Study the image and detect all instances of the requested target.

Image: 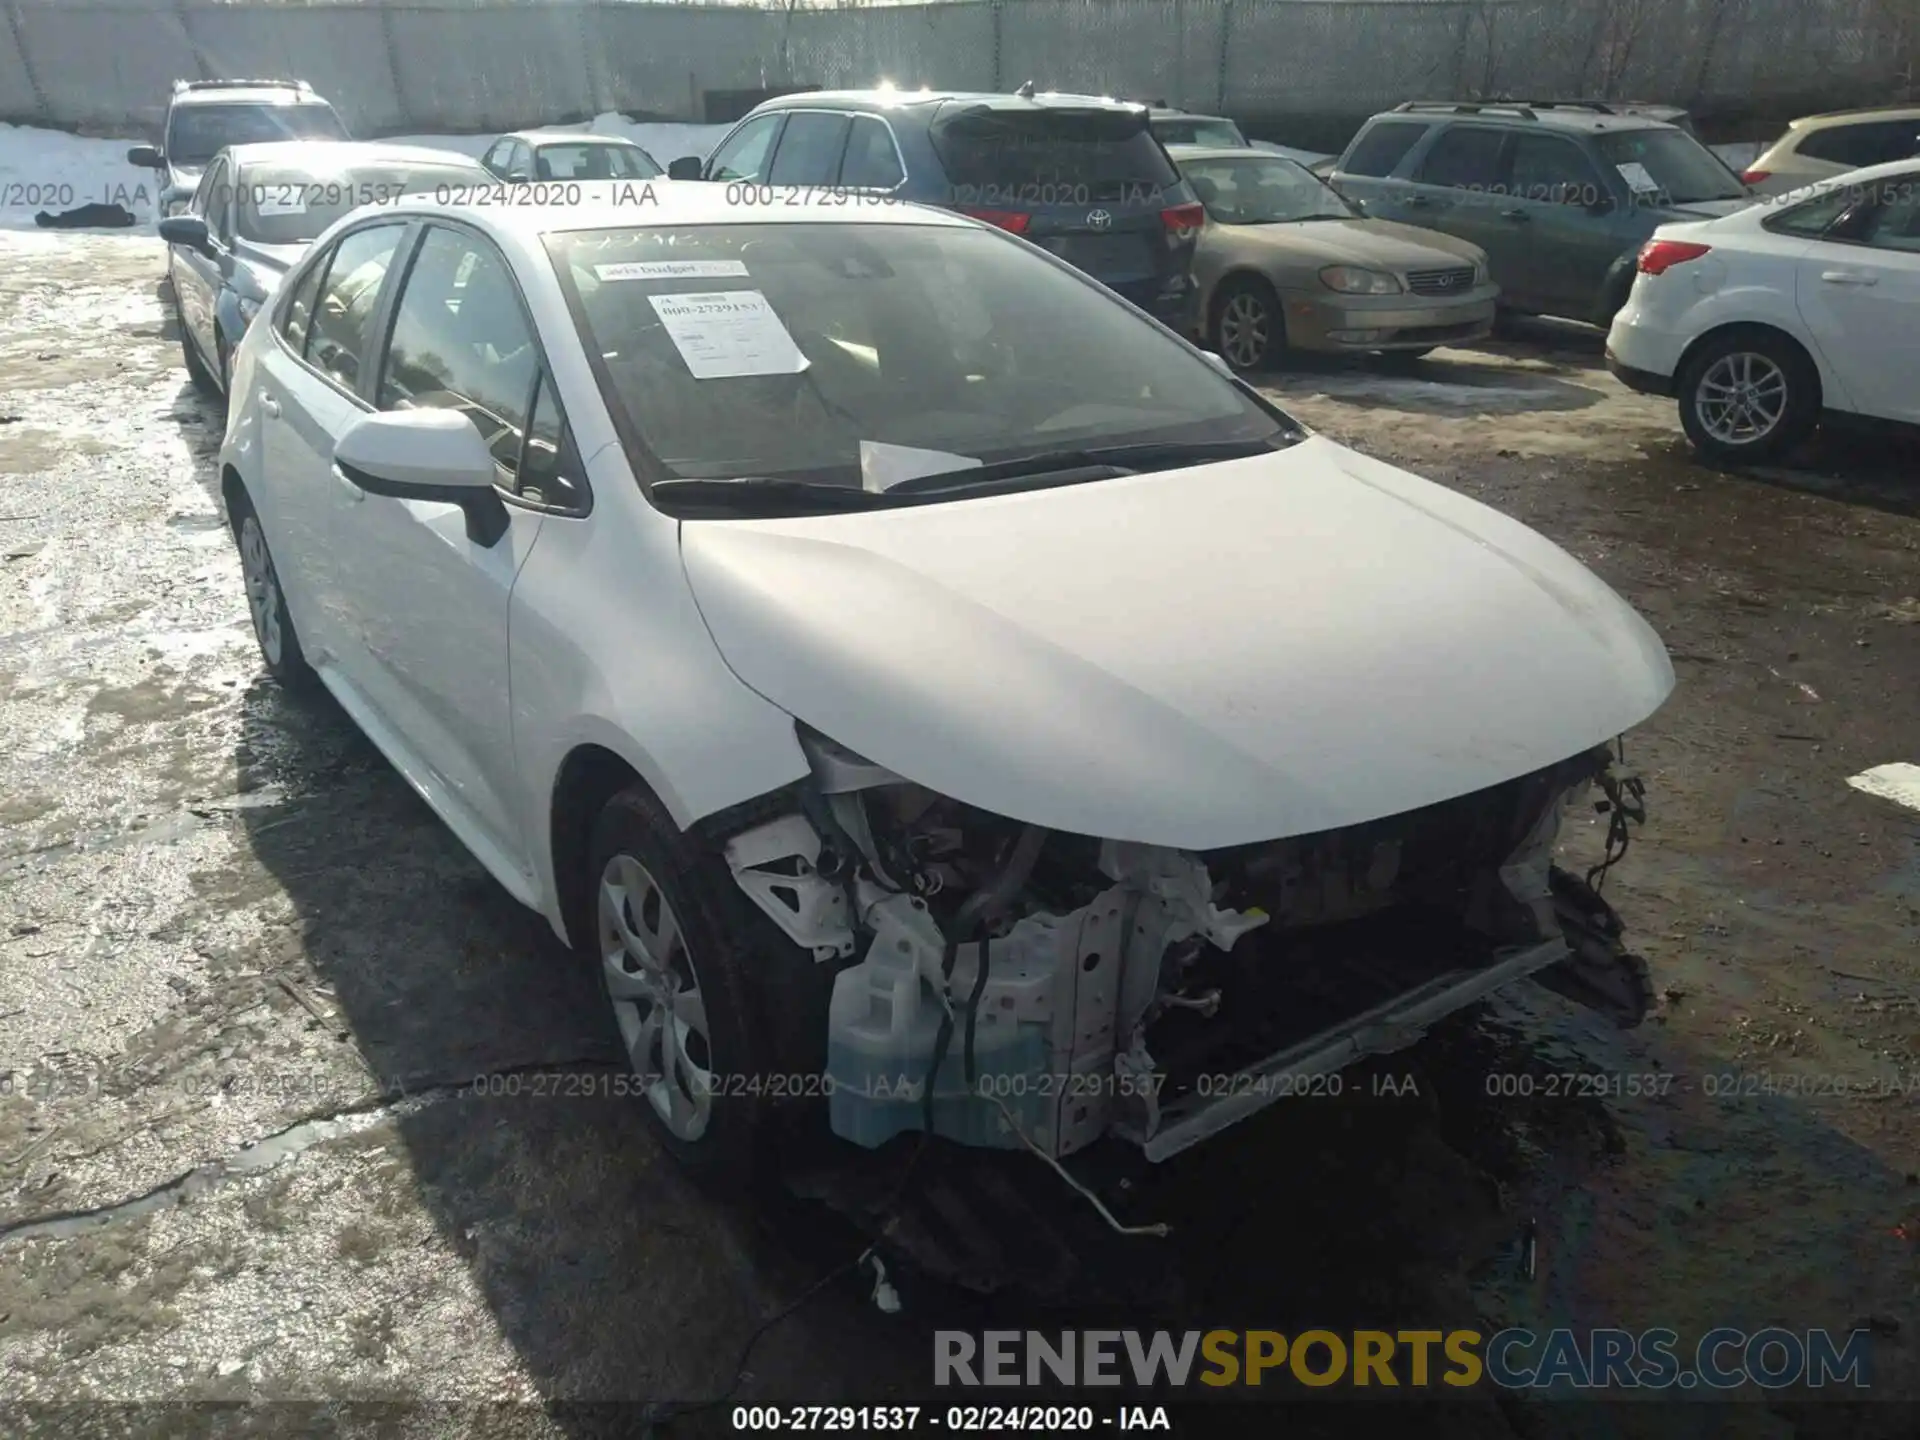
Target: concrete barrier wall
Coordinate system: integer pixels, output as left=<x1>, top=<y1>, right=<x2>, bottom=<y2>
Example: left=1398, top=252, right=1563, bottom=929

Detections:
left=0, top=0, right=1914, bottom=139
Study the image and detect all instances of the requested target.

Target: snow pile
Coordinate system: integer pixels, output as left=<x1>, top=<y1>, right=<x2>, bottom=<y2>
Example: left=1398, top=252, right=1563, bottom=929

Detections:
left=0, top=123, right=159, bottom=231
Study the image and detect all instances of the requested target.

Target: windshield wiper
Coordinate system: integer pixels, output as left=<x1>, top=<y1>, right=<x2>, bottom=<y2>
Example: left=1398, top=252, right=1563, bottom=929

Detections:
left=649, top=476, right=888, bottom=513
left=882, top=436, right=1292, bottom=496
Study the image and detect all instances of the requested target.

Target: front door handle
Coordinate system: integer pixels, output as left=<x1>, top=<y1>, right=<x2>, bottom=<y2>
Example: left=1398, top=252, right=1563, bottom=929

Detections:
left=259, top=394, right=280, bottom=419
left=1404, top=194, right=1433, bottom=208
left=1499, top=208, right=1530, bottom=222
left=1819, top=270, right=1877, bottom=286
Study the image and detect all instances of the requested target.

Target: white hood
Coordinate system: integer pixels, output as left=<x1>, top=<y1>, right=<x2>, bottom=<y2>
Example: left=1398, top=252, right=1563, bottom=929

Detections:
left=680, top=437, right=1674, bottom=850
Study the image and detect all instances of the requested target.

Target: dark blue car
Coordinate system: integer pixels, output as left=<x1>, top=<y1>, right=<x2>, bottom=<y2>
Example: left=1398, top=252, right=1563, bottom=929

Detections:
left=667, top=89, right=1205, bottom=333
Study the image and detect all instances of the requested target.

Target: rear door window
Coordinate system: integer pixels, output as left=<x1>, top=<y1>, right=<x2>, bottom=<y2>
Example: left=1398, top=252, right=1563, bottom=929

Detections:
left=768, top=112, right=852, bottom=186
left=1342, top=120, right=1429, bottom=177
left=929, top=106, right=1179, bottom=204
left=1858, top=180, right=1920, bottom=254
left=1416, top=126, right=1507, bottom=189
left=840, top=116, right=905, bottom=189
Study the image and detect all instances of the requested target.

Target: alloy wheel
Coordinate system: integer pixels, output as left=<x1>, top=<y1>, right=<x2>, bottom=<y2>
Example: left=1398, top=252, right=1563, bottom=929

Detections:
left=1219, top=291, right=1271, bottom=369
left=1694, top=351, right=1787, bottom=446
left=598, top=853, right=714, bottom=1141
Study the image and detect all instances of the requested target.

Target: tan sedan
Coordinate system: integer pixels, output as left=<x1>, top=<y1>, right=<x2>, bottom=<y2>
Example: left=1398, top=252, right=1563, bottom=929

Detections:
left=1171, top=145, right=1499, bottom=370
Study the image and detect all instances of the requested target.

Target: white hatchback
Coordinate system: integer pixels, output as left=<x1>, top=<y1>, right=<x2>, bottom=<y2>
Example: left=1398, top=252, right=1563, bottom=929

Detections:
left=1606, top=159, right=1920, bottom=461
left=219, top=183, right=1673, bottom=1182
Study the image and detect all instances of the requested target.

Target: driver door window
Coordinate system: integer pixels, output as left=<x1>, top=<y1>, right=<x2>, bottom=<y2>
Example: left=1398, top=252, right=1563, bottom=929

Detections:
left=1507, top=135, right=1602, bottom=206
left=483, top=139, right=515, bottom=177
left=706, top=115, right=783, bottom=182
left=376, top=225, right=582, bottom=506
left=304, top=223, right=406, bottom=390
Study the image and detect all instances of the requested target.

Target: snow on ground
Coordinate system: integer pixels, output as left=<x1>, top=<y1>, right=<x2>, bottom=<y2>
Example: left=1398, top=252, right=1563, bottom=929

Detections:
left=0, top=124, right=159, bottom=231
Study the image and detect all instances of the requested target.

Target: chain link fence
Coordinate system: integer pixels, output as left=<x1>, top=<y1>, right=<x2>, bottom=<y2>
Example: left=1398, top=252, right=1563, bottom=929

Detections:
left=3, top=0, right=1915, bottom=136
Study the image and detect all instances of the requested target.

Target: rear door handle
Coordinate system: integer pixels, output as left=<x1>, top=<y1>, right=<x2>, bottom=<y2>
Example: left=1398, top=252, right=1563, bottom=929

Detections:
left=1499, top=208, right=1530, bottom=222
left=1404, top=195, right=1433, bottom=207
left=259, top=394, right=280, bottom=419
left=1819, top=270, right=1877, bottom=286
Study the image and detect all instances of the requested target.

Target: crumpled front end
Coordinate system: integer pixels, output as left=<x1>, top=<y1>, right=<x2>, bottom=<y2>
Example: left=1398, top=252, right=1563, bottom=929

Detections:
left=722, top=726, right=1654, bottom=1164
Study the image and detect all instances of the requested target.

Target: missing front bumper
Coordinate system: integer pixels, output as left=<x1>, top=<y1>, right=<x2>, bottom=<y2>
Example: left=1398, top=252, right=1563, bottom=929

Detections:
left=1126, top=935, right=1571, bottom=1162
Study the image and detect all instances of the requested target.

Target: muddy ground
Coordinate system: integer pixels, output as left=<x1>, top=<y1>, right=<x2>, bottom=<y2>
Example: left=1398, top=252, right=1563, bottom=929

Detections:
left=0, top=232, right=1916, bottom=1439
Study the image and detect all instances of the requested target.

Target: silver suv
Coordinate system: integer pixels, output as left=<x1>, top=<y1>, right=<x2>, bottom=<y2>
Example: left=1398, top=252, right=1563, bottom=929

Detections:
left=128, top=79, right=350, bottom=217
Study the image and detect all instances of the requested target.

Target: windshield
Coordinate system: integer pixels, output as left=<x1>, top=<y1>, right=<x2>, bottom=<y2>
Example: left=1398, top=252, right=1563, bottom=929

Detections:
left=535, top=143, right=661, bottom=181
left=929, top=107, right=1179, bottom=204
left=1595, top=127, right=1746, bottom=205
left=167, top=102, right=348, bottom=167
left=1157, top=118, right=1248, bottom=148
left=547, top=221, right=1286, bottom=503
left=1179, top=154, right=1354, bottom=223
left=234, top=161, right=483, bottom=246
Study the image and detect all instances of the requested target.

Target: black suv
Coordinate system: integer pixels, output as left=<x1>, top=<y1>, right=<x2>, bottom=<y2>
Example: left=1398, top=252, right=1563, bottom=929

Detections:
left=666, top=89, right=1205, bottom=332
left=129, top=79, right=350, bottom=218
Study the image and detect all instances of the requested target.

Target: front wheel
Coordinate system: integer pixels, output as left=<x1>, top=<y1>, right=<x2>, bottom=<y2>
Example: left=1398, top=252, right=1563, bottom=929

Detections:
left=1677, top=331, right=1818, bottom=463
left=588, top=787, right=826, bottom=1185
left=1210, top=277, right=1284, bottom=372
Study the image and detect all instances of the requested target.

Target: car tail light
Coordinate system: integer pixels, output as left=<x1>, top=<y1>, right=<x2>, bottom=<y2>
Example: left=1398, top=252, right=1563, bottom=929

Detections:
left=1739, top=168, right=1770, bottom=185
left=1637, top=239, right=1712, bottom=275
left=1161, top=202, right=1205, bottom=242
left=960, top=207, right=1030, bottom=235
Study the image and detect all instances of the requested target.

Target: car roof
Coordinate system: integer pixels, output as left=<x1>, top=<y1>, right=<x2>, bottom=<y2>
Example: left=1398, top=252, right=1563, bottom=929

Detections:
left=224, top=140, right=482, bottom=170
left=1376, top=102, right=1679, bottom=134
left=503, top=131, right=650, bottom=148
left=751, top=88, right=1146, bottom=117
left=1792, top=103, right=1920, bottom=127
left=356, top=179, right=971, bottom=243
left=1149, top=109, right=1235, bottom=123
left=171, top=85, right=328, bottom=109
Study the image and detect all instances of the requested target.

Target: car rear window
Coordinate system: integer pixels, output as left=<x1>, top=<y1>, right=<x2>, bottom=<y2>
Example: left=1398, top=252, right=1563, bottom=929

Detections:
left=235, top=162, right=482, bottom=246
left=535, top=143, right=661, bottom=181
left=1797, top=119, right=1920, bottom=168
left=929, top=106, right=1179, bottom=204
left=1341, top=120, right=1429, bottom=177
left=167, top=102, right=348, bottom=167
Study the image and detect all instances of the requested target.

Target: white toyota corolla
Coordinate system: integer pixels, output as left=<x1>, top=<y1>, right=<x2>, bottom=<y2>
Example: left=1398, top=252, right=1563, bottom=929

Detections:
left=219, top=183, right=1674, bottom=1184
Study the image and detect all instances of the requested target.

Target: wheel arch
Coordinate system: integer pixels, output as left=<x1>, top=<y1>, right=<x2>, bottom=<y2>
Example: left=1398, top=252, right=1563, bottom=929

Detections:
left=543, top=732, right=804, bottom=951
left=1674, top=321, right=1824, bottom=412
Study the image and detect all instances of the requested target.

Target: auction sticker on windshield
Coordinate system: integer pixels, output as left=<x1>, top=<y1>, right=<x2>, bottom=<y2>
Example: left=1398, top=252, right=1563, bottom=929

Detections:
left=649, top=290, right=808, bottom=379
left=598, top=260, right=750, bottom=281
left=1616, top=162, right=1661, bottom=194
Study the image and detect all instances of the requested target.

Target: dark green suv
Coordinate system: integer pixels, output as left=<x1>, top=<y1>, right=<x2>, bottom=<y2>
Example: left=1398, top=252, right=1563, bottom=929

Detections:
left=1326, top=101, right=1752, bottom=326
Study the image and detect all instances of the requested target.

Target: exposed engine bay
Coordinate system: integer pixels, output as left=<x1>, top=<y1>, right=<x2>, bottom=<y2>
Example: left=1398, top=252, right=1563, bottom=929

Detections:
left=723, top=725, right=1653, bottom=1164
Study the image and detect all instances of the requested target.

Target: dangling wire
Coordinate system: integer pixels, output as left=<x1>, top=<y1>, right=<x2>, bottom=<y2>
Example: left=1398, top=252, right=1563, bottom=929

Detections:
left=1586, top=735, right=1647, bottom=893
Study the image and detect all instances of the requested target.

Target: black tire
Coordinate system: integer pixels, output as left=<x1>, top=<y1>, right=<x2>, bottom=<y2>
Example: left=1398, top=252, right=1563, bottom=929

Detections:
left=1209, top=275, right=1284, bottom=372
left=177, top=298, right=218, bottom=398
left=216, top=332, right=233, bottom=401
left=227, top=488, right=318, bottom=694
left=1676, top=329, right=1819, bottom=464
left=587, top=786, right=828, bottom=1187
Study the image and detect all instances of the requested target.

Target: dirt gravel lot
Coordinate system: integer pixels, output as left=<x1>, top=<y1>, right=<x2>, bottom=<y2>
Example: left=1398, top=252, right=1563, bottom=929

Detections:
left=0, top=231, right=1917, bottom=1439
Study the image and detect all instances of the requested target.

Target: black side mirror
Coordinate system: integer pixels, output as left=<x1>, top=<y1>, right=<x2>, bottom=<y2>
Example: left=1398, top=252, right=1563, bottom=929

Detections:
left=158, top=214, right=213, bottom=257
left=127, top=145, right=164, bottom=169
left=667, top=156, right=705, bottom=181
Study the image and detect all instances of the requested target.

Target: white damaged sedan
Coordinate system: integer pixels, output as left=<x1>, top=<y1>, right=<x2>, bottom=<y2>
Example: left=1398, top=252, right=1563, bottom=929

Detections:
left=219, top=183, right=1674, bottom=1182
